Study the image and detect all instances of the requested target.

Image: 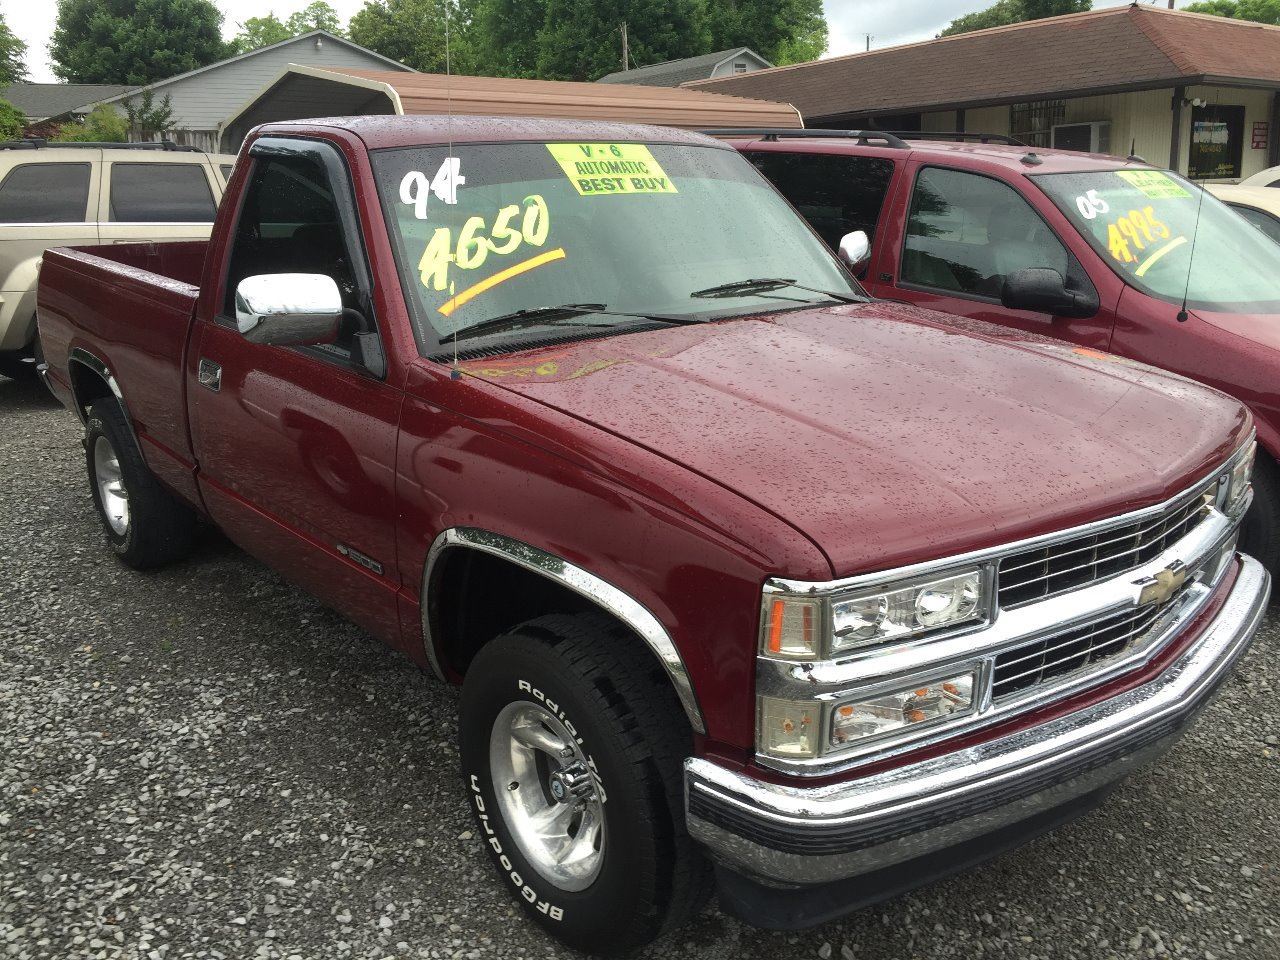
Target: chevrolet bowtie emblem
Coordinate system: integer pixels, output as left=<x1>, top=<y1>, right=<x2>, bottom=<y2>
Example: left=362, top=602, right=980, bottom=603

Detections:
left=1136, top=562, right=1188, bottom=607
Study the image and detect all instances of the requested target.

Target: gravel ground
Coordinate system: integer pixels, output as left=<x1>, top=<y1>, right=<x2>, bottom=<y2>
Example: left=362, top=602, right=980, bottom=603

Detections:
left=1, top=371, right=1277, bottom=960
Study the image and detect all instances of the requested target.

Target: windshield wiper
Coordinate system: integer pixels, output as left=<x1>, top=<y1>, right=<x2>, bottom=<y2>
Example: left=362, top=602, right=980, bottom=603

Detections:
left=453, top=303, right=699, bottom=344
left=689, top=277, right=863, bottom=304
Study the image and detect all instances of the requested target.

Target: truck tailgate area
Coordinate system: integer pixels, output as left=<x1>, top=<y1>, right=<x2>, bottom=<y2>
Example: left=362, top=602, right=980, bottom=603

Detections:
left=37, top=242, right=207, bottom=508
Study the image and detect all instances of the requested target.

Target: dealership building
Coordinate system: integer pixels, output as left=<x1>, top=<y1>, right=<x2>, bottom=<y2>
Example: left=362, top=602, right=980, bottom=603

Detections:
left=692, top=3, right=1280, bottom=182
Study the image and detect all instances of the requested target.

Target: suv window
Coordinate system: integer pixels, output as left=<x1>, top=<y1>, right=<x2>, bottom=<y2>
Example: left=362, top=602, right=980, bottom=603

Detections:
left=748, top=151, right=895, bottom=249
left=902, top=166, right=1069, bottom=299
left=109, top=163, right=216, bottom=222
left=0, top=163, right=91, bottom=223
left=223, top=152, right=364, bottom=358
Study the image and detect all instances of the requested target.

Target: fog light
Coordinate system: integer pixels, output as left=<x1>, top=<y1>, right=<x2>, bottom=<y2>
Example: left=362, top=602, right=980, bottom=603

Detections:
left=830, top=671, right=977, bottom=748
left=759, top=696, right=820, bottom=758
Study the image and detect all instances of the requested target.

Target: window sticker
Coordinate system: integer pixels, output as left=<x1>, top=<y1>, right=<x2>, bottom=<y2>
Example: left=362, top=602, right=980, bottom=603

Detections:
left=545, top=143, right=677, bottom=196
left=399, top=157, right=466, bottom=219
left=1103, top=205, right=1187, bottom=275
left=1074, top=189, right=1110, bottom=220
left=413, top=194, right=565, bottom=315
left=1115, top=170, right=1191, bottom=200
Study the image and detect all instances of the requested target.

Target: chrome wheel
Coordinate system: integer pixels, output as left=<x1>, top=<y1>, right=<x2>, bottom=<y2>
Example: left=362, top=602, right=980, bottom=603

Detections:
left=489, top=701, right=605, bottom=891
left=93, top=435, right=129, bottom=536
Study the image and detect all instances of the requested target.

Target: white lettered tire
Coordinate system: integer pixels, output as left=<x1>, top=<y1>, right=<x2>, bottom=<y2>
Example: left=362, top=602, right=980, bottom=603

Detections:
left=459, top=613, right=710, bottom=954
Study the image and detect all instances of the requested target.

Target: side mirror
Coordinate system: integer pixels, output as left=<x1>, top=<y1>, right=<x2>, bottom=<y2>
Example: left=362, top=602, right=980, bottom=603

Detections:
left=837, top=230, right=871, bottom=271
left=234, top=273, right=343, bottom=346
left=1001, top=267, right=1098, bottom=319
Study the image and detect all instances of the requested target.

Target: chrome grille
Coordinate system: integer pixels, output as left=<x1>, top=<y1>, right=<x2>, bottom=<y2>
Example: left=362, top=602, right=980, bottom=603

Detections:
left=998, top=491, right=1211, bottom=610
left=991, top=592, right=1181, bottom=702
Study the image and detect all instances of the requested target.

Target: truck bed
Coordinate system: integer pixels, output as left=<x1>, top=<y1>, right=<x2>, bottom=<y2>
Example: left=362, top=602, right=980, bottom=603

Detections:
left=38, top=241, right=210, bottom=508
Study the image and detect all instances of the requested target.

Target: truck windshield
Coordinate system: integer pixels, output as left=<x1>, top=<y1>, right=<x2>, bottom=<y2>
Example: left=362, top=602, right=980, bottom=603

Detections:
left=1034, top=168, right=1280, bottom=313
left=370, top=141, right=862, bottom=351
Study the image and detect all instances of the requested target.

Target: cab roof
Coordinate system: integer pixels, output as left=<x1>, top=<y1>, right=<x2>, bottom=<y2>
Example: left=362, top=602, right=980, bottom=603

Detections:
left=256, top=115, right=731, bottom=152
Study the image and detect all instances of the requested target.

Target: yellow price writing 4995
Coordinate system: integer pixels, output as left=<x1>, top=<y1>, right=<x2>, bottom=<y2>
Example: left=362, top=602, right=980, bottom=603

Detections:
left=419, top=194, right=550, bottom=291
left=1107, top=205, right=1171, bottom=264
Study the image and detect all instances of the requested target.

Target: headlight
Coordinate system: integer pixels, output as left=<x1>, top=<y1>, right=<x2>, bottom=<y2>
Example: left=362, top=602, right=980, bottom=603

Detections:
left=830, top=670, right=977, bottom=749
left=761, top=567, right=989, bottom=660
left=1224, top=441, right=1255, bottom=515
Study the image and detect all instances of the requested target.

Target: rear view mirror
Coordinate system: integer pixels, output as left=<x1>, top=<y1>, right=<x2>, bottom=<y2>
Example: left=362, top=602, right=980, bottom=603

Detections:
left=837, top=230, right=871, bottom=271
left=1001, top=267, right=1098, bottom=319
left=235, top=273, right=343, bottom=346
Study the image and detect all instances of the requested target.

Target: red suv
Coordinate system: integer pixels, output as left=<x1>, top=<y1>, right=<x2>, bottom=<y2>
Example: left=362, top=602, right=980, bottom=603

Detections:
left=724, top=129, right=1280, bottom=572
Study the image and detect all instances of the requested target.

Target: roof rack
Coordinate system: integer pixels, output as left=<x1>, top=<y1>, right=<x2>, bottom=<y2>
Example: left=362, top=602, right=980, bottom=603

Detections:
left=897, top=131, right=1025, bottom=145
left=887, top=131, right=1026, bottom=146
left=699, top=128, right=910, bottom=149
left=0, top=138, right=201, bottom=152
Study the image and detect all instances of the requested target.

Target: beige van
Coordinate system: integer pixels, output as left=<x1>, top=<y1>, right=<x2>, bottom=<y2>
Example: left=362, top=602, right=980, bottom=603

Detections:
left=0, top=140, right=236, bottom=379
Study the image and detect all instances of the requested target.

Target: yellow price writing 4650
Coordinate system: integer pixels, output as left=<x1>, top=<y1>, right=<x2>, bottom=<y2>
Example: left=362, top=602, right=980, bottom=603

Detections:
left=419, top=194, right=550, bottom=291
left=1107, top=205, right=1171, bottom=264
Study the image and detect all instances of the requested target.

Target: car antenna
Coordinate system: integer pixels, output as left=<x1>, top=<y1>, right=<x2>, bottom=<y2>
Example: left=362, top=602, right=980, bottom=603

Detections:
left=1176, top=174, right=1208, bottom=323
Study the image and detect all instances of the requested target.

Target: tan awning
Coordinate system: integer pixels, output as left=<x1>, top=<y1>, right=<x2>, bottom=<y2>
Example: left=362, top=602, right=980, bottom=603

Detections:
left=220, top=64, right=802, bottom=152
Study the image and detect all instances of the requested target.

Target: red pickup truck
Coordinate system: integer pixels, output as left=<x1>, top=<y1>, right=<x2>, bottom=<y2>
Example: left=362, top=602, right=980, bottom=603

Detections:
left=725, top=129, right=1280, bottom=574
left=36, top=117, right=1269, bottom=952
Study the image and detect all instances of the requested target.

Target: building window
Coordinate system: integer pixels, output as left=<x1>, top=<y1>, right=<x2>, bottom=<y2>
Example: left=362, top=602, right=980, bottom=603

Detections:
left=733, top=61, right=748, bottom=74
left=1189, top=104, right=1245, bottom=180
left=1010, top=99, right=1066, bottom=148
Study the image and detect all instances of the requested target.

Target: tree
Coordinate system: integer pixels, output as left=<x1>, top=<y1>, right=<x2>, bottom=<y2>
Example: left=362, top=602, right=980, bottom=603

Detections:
left=0, top=99, right=24, bottom=140
left=1182, top=0, right=1280, bottom=24
left=53, top=104, right=129, bottom=142
left=124, top=89, right=177, bottom=139
left=470, top=0, right=546, bottom=77
left=233, top=2, right=345, bottom=53
left=348, top=0, right=476, bottom=73
left=232, top=15, right=293, bottom=52
left=704, top=0, right=828, bottom=66
left=0, top=13, right=27, bottom=84
left=941, top=0, right=1090, bottom=37
left=51, top=0, right=230, bottom=85
left=535, top=0, right=709, bottom=81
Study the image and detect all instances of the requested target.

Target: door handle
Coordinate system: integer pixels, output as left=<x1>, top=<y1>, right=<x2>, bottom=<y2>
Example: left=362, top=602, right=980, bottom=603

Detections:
left=197, top=359, right=221, bottom=392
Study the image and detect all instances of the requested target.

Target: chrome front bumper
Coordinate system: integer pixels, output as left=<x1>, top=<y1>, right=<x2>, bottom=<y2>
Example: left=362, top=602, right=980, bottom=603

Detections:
left=685, top=554, right=1269, bottom=889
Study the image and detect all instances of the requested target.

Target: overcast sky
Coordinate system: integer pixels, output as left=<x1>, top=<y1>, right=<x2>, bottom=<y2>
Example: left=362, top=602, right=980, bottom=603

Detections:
left=2, top=0, right=1184, bottom=83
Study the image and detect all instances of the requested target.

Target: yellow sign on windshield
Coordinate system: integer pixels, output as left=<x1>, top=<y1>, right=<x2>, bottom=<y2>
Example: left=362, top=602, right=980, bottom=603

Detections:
left=1116, top=170, right=1191, bottom=200
left=546, top=143, right=678, bottom=197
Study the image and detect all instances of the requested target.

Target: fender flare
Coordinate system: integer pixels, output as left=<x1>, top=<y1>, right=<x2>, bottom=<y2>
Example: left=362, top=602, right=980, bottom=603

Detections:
left=67, top=347, right=142, bottom=450
left=422, top=527, right=707, bottom=735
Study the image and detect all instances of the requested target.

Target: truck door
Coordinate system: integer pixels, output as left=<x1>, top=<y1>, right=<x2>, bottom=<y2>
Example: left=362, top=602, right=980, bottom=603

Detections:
left=189, top=138, right=403, bottom=644
left=883, top=164, right=1116, bottom=349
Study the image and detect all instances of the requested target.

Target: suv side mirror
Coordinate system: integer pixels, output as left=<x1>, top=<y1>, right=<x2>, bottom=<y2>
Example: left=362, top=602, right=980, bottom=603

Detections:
left=235, top=274, right=343, bottom=346
left=837, top=230, right=871, bottom=271
left=1001, top=267, right=1098, bottom=319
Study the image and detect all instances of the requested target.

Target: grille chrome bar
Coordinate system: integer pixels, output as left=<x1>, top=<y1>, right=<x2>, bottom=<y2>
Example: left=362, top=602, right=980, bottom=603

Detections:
left=993, top=605, right=1160, bottom=677
left=992, top=602, right=1168, bottom=698
left=998, top=489, right=1211, bottom=610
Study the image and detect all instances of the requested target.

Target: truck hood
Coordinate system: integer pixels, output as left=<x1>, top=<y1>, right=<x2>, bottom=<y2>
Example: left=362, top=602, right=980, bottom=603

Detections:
left=458, top=303, right=1249, bottom=577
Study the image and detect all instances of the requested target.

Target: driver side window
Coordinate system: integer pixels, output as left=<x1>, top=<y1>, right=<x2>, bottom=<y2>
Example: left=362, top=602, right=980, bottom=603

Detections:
left=223, top=153, right=364, bottom=357
left=902, top=166, right=1069, bottom=300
